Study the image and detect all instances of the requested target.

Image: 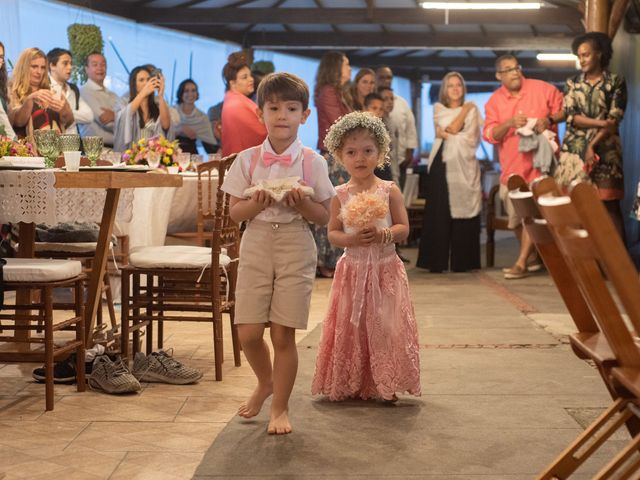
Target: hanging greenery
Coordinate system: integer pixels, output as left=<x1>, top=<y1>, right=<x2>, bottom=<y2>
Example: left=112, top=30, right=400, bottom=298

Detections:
left=67, top=24, right=104, bottom=84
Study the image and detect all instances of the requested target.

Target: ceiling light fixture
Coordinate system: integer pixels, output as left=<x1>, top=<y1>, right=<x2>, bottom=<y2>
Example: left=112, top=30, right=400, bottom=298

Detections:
left=421, top=2, right=542, bottom=10
left=536, top=53, right=578, bottom=61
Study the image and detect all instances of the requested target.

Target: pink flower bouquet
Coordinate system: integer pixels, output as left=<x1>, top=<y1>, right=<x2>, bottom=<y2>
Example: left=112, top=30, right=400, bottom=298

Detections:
left=340, top=191, right=388, bottom=229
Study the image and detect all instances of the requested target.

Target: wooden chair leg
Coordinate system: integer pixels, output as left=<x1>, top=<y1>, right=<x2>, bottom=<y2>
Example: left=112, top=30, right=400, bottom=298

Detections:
left=593, top=432, right=640, bottom=479
left=157, top=276, right=164, bottom=351
left=145, top=274, right=153, bottom=355
left=132, top=274, right=141, bottom=356
left=230, top=309, right=241, bottom=367
left=103, top=272, right=117, bottom=332
left=75, top=277, right=86, bottom=392
left=44, top=286, right=54, bottom=411
left=213, top=313, right=223, bottom=381
left=121, top=270, right=130, bottom=361
left=536, top=398, right=634, bottom=480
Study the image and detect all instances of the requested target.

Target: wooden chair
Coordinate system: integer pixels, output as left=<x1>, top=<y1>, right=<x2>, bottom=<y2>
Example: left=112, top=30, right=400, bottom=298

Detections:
left=485, top=183, right=511, bottom=267
left=534, top=183, right=640, bottom=479
left=170, top=160, right=222, bottom=247
left=120, top=155, right=241, bottom=380
left=34, top=234, right=130, bottom=348
left=0, top=259, right=86, bottom=410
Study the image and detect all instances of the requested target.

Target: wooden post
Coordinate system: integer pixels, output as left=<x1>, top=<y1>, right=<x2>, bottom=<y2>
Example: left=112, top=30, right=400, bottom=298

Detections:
left=609, top=0, right=631, bottom=38
left=586, top=0, right=610, bottom=32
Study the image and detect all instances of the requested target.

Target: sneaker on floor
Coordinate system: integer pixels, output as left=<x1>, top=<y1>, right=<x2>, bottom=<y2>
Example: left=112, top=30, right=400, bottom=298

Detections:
left=32, top=354, right=78, bottom=384
left=88, top=355, right=141, bottom=394
left=503, top=265, right=529, bottom=280
left=132, top=350, right=203, bottom=385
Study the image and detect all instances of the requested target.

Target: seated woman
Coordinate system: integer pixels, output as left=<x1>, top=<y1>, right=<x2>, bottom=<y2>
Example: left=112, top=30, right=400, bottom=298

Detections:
left=174, top=79, right=216, bottom=154
left=113, top=65, right=172, bottom=152
left=8, top=47, right=72, bottom=139
left=220, top=52, right=267, bottom=157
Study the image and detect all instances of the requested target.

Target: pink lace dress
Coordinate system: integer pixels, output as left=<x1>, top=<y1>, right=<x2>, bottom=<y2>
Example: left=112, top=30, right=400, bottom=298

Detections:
left=311, top=181, right=422, bottom=401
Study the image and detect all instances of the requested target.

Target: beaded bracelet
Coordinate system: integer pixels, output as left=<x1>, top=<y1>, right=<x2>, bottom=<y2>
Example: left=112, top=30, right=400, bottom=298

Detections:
left=381, top=227, right=394, bottom=244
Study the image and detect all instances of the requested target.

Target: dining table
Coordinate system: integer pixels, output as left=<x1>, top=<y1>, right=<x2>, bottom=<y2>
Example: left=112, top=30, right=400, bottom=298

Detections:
left=0, top=167, right=183, bottom=359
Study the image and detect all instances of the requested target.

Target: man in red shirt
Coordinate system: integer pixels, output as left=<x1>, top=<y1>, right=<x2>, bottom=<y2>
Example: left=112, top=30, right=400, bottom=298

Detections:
left=484, top=55, right=563, bottom=279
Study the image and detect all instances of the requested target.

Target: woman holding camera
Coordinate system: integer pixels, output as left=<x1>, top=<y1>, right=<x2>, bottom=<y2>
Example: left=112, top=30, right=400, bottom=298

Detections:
left=113, top=65, right=172, bottom=152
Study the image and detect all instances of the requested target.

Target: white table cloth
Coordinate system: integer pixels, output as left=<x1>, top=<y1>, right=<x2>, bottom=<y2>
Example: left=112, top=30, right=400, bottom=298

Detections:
left=0, top=169, right=134, bottom=225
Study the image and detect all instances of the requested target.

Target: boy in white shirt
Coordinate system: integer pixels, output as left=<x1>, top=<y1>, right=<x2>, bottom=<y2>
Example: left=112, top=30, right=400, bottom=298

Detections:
left=222, top=72, right=334, bottom=435
left=47, top=48, right=94, bottom=135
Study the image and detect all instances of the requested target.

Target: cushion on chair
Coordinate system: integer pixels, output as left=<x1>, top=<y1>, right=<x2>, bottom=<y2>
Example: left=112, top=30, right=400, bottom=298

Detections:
left=35, top=242, right=116, bottom=254
left=129, top=246, right=231, bottom=269
left=3, top=258, right=83, bottom=282
left=35, top=242, right=98, bottom=253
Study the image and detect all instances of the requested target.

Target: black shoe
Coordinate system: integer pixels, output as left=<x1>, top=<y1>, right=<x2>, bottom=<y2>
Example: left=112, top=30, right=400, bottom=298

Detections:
left=32, top=354, right=93, bottom=384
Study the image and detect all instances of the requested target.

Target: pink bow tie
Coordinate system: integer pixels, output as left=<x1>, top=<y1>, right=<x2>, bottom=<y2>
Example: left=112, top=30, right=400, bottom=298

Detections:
left=263, top=151, right=293, bottom=168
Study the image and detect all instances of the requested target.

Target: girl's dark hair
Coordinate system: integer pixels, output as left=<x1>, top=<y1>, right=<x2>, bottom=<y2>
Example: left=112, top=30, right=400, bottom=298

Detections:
left=128, top=65, right=159, bottom=129
left=222, top=52, right=249, bottom=91
left=0, top=41, right=8, bottom=109
left=176, top=78, right=198, bottom=104
left=572, top=32, right=613, bottom=70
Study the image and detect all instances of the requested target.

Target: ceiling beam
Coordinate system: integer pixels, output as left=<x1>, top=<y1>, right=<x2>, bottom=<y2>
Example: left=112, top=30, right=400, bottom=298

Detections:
left=135, top=7, right=582, bottom=28
left=240, top=32, right=574, bottom=50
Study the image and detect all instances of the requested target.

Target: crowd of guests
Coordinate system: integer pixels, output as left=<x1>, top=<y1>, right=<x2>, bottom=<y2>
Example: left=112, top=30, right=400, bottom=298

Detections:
left=416, top=31, right=627, bottom=280
left=0, top=32, right=628, bottom=281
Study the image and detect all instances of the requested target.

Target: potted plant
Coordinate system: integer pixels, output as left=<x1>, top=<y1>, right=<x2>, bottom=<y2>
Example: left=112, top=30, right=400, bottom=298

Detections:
left=67, top=23, right=104, bottom=84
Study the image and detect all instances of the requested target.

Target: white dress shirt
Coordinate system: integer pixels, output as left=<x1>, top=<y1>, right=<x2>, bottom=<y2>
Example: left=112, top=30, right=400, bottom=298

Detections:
left=50, top=76, right=94, bottom=135
left=222, top=137, right=335, bottom=223
left=389, top=94, right=418, bottom=154
left=79, top=78, right=123, bottom=146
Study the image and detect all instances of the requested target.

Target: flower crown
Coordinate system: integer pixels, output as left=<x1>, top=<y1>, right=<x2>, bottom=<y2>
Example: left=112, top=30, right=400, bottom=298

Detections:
left=323, top=111, right=391, bottom=166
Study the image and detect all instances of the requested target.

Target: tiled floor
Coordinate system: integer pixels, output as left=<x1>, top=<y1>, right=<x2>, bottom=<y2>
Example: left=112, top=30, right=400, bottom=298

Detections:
left=0, top=271, right=333, bottom=480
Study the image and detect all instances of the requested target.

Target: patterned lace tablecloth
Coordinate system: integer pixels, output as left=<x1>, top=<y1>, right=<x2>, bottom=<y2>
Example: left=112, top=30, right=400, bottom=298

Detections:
left=0, top=169, right=134, bottom=225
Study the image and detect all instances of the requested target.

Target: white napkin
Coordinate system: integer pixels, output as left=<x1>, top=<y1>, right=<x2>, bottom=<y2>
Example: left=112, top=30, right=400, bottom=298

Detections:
left=0, top=156, right=45, bottom=168
left=243, top=176, right=314, bottom=202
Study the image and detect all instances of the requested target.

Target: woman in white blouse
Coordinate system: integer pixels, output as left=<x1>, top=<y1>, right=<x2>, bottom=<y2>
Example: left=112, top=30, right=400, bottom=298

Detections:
left=113, top=65, right=172, bottom=152
left=174, top=79, right=216, bottom=154
left=417, top=72, right=482, bottom=273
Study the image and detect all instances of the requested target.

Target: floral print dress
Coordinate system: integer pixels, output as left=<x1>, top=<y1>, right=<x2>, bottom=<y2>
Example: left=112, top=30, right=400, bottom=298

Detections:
left=554, top=71, right=627, bottom=200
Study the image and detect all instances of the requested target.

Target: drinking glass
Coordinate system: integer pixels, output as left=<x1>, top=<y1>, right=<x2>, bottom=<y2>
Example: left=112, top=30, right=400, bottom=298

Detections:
left=34, top=129, right=60, bottom=168
left=147, top=151, right=161, bottom=169
left=59, top=134, right=81, bottom=152
left=83, top=136, right=104, bottom=166
left=176, top=152, right=191, bottom=171
left=190, top=154, right=202, bottom=171
left=63, top=151, right=81, bottom=172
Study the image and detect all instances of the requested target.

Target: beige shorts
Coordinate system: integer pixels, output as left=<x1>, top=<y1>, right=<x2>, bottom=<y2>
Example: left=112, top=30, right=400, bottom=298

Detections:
left=235, top=219, right=317, bottom=329
left=499, top=184, right=522, bottom=229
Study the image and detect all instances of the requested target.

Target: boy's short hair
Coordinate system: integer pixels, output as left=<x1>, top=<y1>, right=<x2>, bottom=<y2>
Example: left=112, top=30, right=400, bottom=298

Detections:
left=256, top=72, right=309, bottom=110
left=47, top=47, right=72, bottom=67
left=377, top=86, right=393, bottom=95
left=364, top=92, right=383, bottom=108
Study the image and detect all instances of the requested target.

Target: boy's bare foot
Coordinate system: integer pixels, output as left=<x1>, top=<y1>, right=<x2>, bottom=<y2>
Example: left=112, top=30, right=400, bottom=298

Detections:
left=267, top=409, right=292, bottom=435
left=238, top=383, right=273, bottom=418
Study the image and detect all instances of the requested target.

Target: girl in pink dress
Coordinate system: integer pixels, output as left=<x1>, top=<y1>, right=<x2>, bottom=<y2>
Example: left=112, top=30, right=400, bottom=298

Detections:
left=311, top=111, right=421, bottom=402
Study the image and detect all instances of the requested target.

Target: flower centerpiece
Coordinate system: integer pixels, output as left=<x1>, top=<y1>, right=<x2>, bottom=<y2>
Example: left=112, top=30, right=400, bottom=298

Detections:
left=122, top=135, right=181, bottom=168
left=340, top=191, right=388, bottom=229
left=0, top=135, right=36, bottom=158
